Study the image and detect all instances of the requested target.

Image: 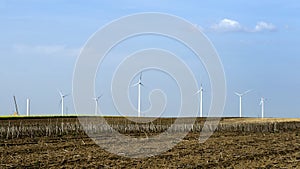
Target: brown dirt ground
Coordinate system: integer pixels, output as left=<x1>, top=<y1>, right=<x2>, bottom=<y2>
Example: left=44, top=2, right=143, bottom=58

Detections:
left=1, top=129, right=300, bottom=168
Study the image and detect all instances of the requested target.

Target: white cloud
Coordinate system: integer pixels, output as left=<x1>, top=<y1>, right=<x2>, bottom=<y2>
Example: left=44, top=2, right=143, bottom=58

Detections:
left=211, top=18, right=243, bottom=32
left=12, top=44, right=80, bottom=57
left=210, top=18, right=277, bottom=33
left=254, top=22, right=276, bottom=32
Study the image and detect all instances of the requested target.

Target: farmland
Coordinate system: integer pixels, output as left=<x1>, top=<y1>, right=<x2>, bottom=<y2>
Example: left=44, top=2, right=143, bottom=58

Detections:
left=0, top=117, right=300, bottom=168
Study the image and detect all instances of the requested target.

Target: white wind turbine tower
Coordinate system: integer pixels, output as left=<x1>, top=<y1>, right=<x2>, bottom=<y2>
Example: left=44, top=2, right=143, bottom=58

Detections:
left=235, top=90, right=252, bottom=118
left=132, top=72, right=144, bottom=117
left=260, top=97, right=265, bottom=118
left=93, top=94, right=103, bottom=116
left=195, top=84, right=204, bottom=117
left=59, top=91, right=69, bottom=116
left=26, top=98, right=30, bottom=116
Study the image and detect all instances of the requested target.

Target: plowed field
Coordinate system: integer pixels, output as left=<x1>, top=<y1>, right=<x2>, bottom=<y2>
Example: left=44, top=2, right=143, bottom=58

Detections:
left=0, top=117, right=299, bottom=168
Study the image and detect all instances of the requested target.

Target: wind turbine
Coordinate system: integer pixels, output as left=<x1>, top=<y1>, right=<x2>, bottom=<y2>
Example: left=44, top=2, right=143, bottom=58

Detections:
left=132, top=72, right=144, bottom=117
left=26, top=98, right=30, bottom=116
left=260, top=97, right=265, bottom=118
left=235, top=90, right=252, bottom=118
left=195, top=84, right=204, bottom=117
left=59, top=91, right=69, bottom=116
left=93, top=94, right=103, bottom=115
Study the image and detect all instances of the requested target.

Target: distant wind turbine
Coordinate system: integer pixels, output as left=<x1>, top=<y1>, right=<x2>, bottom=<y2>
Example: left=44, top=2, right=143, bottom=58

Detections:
left=26, top=98, right=30, bottom=116
left=93, top=94, right=103, bottom=115
left=260, top=97, right=265, bottom=118
left=195, top=84, right=204, bottom=117
left=235, top=90, right=252, bottom=118
left=59, top=91, right=69, bottom=116
left=132, top=72, right=144, bottom=117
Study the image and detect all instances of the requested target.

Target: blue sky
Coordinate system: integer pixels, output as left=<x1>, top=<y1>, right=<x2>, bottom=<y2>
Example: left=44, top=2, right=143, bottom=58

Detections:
left=0, top=0, right=299, bottom=117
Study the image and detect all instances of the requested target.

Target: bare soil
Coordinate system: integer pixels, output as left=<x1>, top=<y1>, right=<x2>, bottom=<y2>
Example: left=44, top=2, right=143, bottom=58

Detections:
left=0, top=118, right=300, bottom=168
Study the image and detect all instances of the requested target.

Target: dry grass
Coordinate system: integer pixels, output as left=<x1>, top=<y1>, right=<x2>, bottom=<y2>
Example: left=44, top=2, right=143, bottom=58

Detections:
left=0, top=117, right=300, bottom=139
left=222, top=118, right=300, bottom=124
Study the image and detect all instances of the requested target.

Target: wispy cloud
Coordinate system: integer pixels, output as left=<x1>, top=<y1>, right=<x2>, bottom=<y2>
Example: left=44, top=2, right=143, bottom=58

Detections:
left=12, top=44, right=80, bottom=57
left=210, top=18, right=277, bottom=33
left=253, top=21, right=276, bottom=32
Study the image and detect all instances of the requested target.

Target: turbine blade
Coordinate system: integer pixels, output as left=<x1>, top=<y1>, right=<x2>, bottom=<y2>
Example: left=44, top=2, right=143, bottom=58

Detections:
left=235, top=92, right=242, bottom=96
left=140, top=72, right=143, bottom=81
left=259, top=97, right=265, bottom=105
left=200, top=84, right=204, bottom=90
left=243, top=89, right=252, bottom=95
left=97, top=94, right=103, bottom=100
left=194, top=90, right=201, bottom=95
left=94, top=94, right=103, bottom=102
left=58, top=90, right=63, bottom=97
left=131, top=82, right=139, bottom=87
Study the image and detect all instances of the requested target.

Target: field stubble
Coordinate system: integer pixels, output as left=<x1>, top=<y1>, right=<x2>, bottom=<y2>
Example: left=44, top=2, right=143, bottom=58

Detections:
left=0, top=117, right=300, bottom=168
